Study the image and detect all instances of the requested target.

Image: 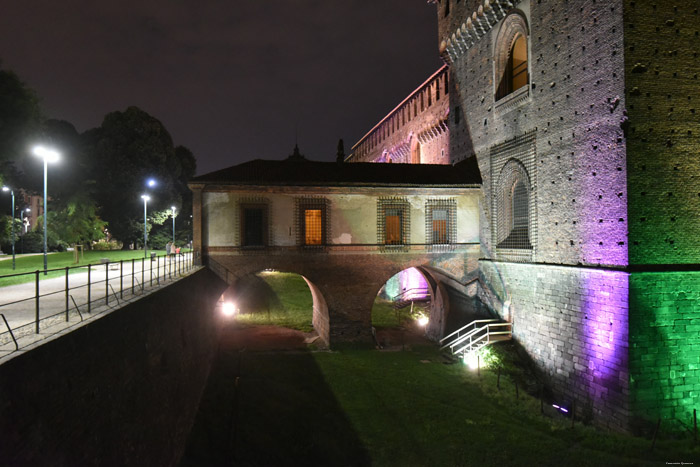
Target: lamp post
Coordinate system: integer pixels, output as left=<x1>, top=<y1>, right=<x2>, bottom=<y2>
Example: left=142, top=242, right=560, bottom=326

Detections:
left=171, top=206, right=176, bottom=246
left=141, top=194, right=150, bottom=258
left=33, top=145, right=60, bottom=275
left=1, top=186, right=15, bottom=269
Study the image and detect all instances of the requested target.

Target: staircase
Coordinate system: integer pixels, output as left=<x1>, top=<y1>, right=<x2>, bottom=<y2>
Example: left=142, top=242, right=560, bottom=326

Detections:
left=392, top=287, right=430, bottom=310
left=439, top=319, right=512, bottom=362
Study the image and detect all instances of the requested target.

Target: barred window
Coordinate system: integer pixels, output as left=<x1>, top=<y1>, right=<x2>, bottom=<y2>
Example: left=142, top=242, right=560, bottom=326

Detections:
left=296, top=198, right=329, bottom=247
left=240, top=204, right=268, bottom=247
left=426, top=199, right=456, bottom=248
left=304, top=209, right=323, bottom=245
left=378, top=199, right=410, bottom=248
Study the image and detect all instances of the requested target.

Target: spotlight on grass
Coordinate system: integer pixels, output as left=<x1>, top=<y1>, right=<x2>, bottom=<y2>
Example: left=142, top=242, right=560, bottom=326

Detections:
left=222, top=302, right=237, bottom=317
left=417, top=315, right=429, bottom=327
left=463, top=352, right=479, bottom=370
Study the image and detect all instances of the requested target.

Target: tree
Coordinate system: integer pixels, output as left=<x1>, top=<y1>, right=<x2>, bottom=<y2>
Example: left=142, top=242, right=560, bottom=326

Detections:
left=84, top=107, right=192, bottom=247
left=0, top=64, right=42, bottom=186
left=48, top=191, right=107, bottom=248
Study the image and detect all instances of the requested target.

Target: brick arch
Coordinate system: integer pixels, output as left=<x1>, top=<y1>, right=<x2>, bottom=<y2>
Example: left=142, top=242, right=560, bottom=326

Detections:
left=218, top=264, right=331, bottom=346
left=207, top=253, right=463, bottom=346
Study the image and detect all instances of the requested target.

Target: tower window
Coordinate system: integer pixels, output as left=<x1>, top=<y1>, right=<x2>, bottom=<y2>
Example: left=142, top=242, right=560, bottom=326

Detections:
left=495, top=14, right=529, bottom=101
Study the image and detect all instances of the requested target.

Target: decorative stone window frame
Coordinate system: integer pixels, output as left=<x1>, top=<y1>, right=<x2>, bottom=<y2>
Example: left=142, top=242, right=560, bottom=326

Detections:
left=377, top=197, right=410, bottom=251
left=294, top=197, right=330, bottom=250
left=490, top=131, right=537, bottom=262
left=425, top=199, right=457, bottom=252
left=238, top=198, right=270, bottom=250
left=494, top=11, right=530, bottom=109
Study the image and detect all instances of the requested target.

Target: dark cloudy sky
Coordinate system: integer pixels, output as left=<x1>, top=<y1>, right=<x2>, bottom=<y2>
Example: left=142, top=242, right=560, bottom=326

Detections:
left=0, top=1, right=442, bottom=175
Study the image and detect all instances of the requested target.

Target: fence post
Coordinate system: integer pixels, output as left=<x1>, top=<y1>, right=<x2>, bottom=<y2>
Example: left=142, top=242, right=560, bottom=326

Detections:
left=141, top=257, right=145, bottom=291
left=149, top=255, right=153, bottom=287
left=65, top=266, right=70, bottom=322
left=105, top=260, right=109, bottom=306
left=131, top=258, right=135, bottom=295
left=87, top=264, right=92, bottom=314
left=120, top=260, right=124, bottom=299
left=156, top=255, right=160, bottom=285
left=35, top=270, right=40, bottom=334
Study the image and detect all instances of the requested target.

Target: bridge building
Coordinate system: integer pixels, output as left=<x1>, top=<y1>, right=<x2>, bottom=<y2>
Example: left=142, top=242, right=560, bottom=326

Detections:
left=190, top=148, right=482, bottom=345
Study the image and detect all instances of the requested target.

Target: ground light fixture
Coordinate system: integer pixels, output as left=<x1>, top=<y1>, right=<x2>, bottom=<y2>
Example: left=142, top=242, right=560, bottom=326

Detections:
left=1, top=186, right=15, bottom=269
left=141, top=194, right=151, bottom=258
left=417, top=315, right=429, bottom=327
left=32, top=145, right=60, bottom=275
left=222, top=302, right=237, bottom=317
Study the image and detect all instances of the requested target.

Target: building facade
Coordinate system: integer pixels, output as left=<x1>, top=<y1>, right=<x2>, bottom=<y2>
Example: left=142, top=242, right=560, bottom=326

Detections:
left=344, top=0, right=700, bottom=432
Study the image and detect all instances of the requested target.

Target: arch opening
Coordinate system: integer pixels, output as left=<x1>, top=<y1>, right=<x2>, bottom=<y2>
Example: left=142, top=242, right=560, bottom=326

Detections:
left=371, top=267, right=435, bottom=347
left=219, top=270, right=330, bottom=346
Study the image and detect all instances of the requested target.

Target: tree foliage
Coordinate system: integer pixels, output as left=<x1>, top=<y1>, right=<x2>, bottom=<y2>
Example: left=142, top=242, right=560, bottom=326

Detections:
left=85, top=106, right=194, bottom=246
left=0, top=64, right=42, bottom=186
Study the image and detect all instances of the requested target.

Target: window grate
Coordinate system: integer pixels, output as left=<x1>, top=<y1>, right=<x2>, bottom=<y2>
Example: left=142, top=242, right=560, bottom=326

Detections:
left=378, top=198, right=410, bottom=251
left=426, top=199, right=457, bottom=251
left=295, top=197, right=330, bottom=249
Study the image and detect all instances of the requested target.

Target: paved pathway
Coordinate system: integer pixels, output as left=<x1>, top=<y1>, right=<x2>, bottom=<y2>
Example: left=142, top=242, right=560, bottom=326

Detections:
left=0, top=253, right=194, bottom=357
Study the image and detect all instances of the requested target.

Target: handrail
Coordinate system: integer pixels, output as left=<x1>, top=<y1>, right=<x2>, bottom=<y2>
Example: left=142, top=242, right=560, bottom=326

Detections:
left=0, top=314, right=18, bottom=350
left=441, top=319, right=512, bottom=357
left=439, top=319, right=499, bottom=346
left=0, top=251, right=195, bottom=355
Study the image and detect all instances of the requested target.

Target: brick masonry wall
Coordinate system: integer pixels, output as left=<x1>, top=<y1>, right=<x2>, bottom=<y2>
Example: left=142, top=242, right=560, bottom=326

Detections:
left=629, top=271, right=700, bottom=433
left=481, top=260, right=630, bottom=430
left=624, top=1, right=700, bottom=264
left=348, top=68, right=450, bottom=164
left=443, top=0, right=629, bottom=267
left=0, top=268, right=228, bottom=466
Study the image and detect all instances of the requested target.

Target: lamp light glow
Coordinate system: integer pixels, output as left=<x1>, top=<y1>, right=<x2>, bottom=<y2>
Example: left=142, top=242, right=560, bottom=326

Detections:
left=417, top=315, right=429, bottom=327
left=32, top=145, right=60, bottom=163
left=147, top=179, right=156, bottom=187
left=222, top=302, right=237, bottom=317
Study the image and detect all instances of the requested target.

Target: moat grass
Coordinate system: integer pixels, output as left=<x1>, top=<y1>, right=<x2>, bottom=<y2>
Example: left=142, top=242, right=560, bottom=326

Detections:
left=0, top=250, right=169, bottom=287
left=184, top=333, right=699, bottom=466
left=233, top=272, right=314, bottom=332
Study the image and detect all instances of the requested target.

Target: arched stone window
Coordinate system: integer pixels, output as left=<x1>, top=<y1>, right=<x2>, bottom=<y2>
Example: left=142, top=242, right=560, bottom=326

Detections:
left=496, top=159, right=532, bottom=250
left=495, top=13, right=529, bottom=101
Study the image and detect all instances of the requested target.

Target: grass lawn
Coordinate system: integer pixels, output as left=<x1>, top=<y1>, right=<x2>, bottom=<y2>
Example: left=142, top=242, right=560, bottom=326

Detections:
left=0, top=250, right=168, bottom=287
left=233, top=272, right=314, bottom=332
left=183, top=334, right=699, bottom=466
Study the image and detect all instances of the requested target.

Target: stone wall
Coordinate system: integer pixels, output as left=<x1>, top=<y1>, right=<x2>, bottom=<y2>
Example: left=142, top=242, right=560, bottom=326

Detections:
left=481, top=260, right=630, bottom=431
left=0, top=268, right=228, bottom=466
left=441, top=0, right=629, bottom=267
left=624, top=1, right=700, bottom=264
left=629, top=271, right=700, bottom=433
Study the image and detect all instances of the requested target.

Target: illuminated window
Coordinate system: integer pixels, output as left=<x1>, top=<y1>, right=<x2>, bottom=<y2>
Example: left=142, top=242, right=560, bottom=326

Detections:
left=297, top=199, right=328, bottom=247
left=240, top=204, right=268, bottom=247
left=378, top=199, right=409, bottom=248
left=304, top=209, right=322, bottom=245
left=495, top=14, right=529, bottom=101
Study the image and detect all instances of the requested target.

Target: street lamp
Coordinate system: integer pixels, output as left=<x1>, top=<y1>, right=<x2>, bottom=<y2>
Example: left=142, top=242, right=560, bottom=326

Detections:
left=171, top=206, right=176, bottom=246
left=33, top=145, right=60, bottom=274
left=147, top=178, right=156, bottom=188
left=1, top=186, right=15, bottom=269
left=141, top=194, right=150, bottom=258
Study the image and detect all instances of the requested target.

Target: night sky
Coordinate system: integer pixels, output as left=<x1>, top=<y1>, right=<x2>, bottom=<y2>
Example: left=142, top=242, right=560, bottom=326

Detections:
left=0, top=1, right=442, bottom=175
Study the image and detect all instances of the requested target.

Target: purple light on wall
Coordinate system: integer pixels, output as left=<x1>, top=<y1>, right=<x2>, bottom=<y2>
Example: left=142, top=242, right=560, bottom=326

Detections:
left=581, top=270, right=629, bottom=396
left=398, top=267, right=429, bottom=300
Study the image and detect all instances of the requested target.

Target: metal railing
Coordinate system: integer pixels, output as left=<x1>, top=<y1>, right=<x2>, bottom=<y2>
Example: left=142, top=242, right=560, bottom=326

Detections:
left=0, top=252, right=195, bottom=352
left=440, top=318, right=512, bottom=358
left=392, top=286, right=430, bottom=310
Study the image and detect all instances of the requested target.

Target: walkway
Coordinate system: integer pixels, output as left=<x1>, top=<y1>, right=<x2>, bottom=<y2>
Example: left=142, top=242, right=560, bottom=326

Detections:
left=0, top=253, right=195, bottom=360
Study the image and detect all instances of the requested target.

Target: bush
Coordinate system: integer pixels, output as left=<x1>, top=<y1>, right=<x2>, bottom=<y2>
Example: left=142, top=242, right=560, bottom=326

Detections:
left=92, top=240, right=122, bottom=251
left=20, top=232, right=44, bottom=253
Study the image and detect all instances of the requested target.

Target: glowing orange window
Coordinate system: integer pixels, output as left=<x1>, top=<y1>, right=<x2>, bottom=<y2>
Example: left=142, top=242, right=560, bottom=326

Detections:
left=304, top=209, right=323, bottom=245
left=385, top=209, right=403, bottom=245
